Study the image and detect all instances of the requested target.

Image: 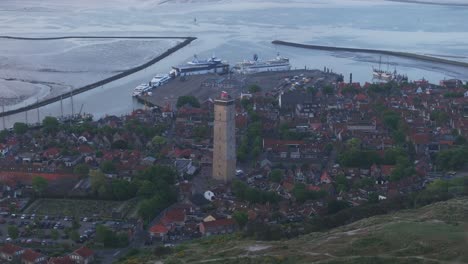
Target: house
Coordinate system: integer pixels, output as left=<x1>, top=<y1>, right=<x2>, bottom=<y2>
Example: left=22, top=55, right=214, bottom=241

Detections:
left=161, top=208, right=186, bottom=228
left=0, top=144, right=10, bottom=156
left=174, top=158, right=197, bottom=177
left=69, top=246, right=94, bottom=264
left=21, top=249, right=47, bottom=264
left=320, top=171, right=332, bottom=184
left=199, top=218, right=237, bottom=236
left=48, top=256, right=75, bottom=264
left=149, top=224, right=169, bottom=240
left=0, top=243, right=24, bottom=262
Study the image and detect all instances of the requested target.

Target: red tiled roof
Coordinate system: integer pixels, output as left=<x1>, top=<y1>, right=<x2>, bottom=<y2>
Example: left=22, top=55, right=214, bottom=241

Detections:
left=201, top=218, right=236, bottom=229
left=411, top=133, right=430, bottom=145
left=48, top=256, right=75, bottom=264
left=381, top=165, right=396, bottom=176
left=73, top=246, right=94, bottom=258
left=307, top=185, right=321, bottom=191
left=149, top=224, right=169, bottom=234
left=21, top=249, right=43, bottom=262
left=161, top=208, right=186, bottom=225
left=77, top=145, right=93, bottom=154
left=0, top=243, right=23, bottom=255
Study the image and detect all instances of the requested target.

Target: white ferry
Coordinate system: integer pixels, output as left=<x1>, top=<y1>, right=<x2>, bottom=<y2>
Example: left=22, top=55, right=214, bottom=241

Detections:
left=150, top=74, right=171, bottom=87
left=170, top=55, right=230, bottom=77
left=233, top=53, right=291, bottom=74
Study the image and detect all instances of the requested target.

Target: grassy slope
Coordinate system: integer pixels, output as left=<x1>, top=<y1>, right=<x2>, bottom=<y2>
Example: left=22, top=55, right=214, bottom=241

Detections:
left=125, top=197, right=468, bottom=264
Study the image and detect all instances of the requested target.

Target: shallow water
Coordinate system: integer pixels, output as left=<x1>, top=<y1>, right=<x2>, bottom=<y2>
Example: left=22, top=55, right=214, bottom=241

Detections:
left=1, top=0, right=468, bottom=128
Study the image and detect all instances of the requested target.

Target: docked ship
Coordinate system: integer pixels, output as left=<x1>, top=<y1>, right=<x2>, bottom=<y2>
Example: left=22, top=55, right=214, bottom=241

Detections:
left=170, top=55, right=229, bottom=77
left=150, top=74, right=171, bottom=87
left=233, top=53, right=291, bottom=74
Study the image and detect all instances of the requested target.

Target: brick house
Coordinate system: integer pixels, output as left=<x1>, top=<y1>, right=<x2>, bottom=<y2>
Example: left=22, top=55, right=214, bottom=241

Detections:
left=0, top=243, right=24, bottom=262
left=69, top=246, right=94, bottom=264
left=199, top=218, right=237, bottom=236
left=21, top=249, right=47, bottom=264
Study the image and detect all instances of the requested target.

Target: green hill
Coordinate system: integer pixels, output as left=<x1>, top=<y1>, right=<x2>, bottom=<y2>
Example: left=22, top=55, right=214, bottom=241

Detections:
left=121, top=197, right=468, bottom=264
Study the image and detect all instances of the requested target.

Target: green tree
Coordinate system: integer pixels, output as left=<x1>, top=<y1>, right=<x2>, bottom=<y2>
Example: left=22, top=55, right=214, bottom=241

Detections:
left=13, top=122, right=28, bottom=135
left=233, top=211, right=248, bottom=229
left=323, top=85, right=334, bottom=95
left=8, top=225, right=19, bottom=239
left=176, top=96, right=200, bottom=108
left=100, top=160, right=116, bottom=174
left=327, top=200, right=350, bottom=214
left=0, top=130, right=8, bottom=142
left=42, top=116, right=60, bottom=133
left=152, top=135, right=166, bottom=147
left=307, top=86, right=317, bottom=95
left=269, top=169, right=284, bottom=183
left=248, top=84, right=262, bottom=93
left=90, top=170, right=106, bottom=194
left=69, top=230, right=80, bottom=242
left=383, top=111, right=400, bottom=131
left=32, top=176, right=48, bottom=195
left=73, top=164, right=90, bottom=177
left=51, top=229, right=59, bottom=240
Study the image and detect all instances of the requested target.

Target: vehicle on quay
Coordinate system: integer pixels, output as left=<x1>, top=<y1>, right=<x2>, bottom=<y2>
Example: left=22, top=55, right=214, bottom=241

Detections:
left=132, top=83, right=152, bottom=97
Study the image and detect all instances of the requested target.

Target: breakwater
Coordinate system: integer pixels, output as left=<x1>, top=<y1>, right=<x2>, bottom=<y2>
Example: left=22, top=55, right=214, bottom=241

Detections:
left=272, top=40, right=468, bottom=68
left=0, top=36, right=197, bottom=117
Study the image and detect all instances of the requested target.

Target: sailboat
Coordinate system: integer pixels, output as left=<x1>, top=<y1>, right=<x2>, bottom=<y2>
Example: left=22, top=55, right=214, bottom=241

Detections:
left=372, top=56, right=393, bottom=81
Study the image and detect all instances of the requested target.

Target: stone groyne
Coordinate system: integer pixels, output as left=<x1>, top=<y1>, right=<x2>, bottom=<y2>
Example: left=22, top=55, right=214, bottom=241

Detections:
left=272, top=40, right=468, bottom=68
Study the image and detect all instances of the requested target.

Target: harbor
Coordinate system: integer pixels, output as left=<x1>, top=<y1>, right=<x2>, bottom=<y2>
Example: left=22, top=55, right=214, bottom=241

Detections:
left=134, top=69, right=340, bottom=109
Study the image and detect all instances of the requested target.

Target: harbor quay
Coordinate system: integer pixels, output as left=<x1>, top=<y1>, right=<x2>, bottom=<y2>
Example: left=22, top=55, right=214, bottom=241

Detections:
left=135, top=69, right=340, bottom=108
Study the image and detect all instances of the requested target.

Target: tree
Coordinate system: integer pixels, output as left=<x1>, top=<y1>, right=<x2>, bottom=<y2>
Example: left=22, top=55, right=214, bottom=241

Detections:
left=383, top=111, right=400, bottom=131
left=307, top=86, right=317, bottom=95
left=32, top=176, right=48, bottom=195
left=327, top=200, right=350, bottom=214
left=73, top=164, right=90, bottom=177
left=323, top=85, right=334, bottom=95
left=8, top=225, right=19, bottom=239
left=248, top=84, right=261, bottom=93
left=42, top=116, right=59, bottom=133
left=90, top=170, right=106, bottom=195
left=152, top=135, right=166, bottom=147
left=269, top=169, right=283, bottom=183
left=69, top=230, right=80, bottom=242
left=112, top=139, right=128, bottom=149
left=176, top=96, right=200, bottom=108
left=0, top=130, right=8, bottom=142
left=100, top=160, right=116, bottom=174
left=233, top=211, right=248, bottom=229
left=51, top=229, right=59, bottom=240
left=13, top=122, right=28, bottom=135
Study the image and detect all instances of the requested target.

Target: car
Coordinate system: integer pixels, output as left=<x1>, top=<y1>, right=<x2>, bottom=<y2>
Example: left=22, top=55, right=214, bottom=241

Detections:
left=20, top=214, right=27, bottom=219
left=82, top=217, right=88, bottom=222
left=5, top=237, right=12, bottom=242
left=10, top=214, right=17, bottom=218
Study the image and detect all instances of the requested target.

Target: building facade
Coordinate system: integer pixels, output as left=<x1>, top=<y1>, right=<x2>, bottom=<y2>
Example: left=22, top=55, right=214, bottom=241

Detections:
left=212, top=91, right=236, bottom=182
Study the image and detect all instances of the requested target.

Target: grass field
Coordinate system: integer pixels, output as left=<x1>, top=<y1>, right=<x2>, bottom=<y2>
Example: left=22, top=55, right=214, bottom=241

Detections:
left=118, top=197, right=468, bottom=264
left=24, top=198, right=139, bottom=219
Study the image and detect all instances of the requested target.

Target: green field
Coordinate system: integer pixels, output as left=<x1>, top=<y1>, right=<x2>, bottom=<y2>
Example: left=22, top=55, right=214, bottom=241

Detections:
left=119, top=197, right=468, bottom=264
left=24, top=198, right=139, bottom=219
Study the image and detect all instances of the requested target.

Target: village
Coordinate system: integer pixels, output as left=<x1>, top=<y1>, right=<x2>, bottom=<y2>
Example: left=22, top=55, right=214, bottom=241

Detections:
left=0, top=68, right=467, bottom=263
